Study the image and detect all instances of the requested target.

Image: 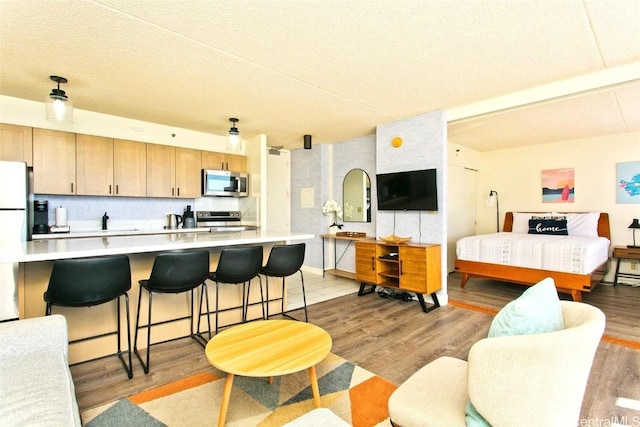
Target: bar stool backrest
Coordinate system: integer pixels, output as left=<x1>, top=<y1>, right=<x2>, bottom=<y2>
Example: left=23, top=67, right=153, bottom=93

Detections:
left=262, top=243, right=306, bottom=277
left=213, top=246, right=263, bottom=284
left=45, top=255, right=131, bottom=307
left=146, top=250, right=210, bottom=293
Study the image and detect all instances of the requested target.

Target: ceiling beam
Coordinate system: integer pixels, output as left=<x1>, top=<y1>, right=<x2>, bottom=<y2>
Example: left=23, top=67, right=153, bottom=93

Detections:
left=447, top=61, right=640, bottom=123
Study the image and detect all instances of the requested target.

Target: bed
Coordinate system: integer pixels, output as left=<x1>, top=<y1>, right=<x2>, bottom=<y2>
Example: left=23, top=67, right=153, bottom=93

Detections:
left=454, top=212, right=611, bottom=302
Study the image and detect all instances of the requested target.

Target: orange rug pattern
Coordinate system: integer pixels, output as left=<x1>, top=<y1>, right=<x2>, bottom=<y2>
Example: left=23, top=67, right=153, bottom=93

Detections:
left=82, top=352, right=396, bottom=427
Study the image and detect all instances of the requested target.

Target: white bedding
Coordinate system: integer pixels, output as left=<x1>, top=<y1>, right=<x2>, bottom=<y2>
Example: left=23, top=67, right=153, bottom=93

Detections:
left=456, top=232, right=610, bottom=274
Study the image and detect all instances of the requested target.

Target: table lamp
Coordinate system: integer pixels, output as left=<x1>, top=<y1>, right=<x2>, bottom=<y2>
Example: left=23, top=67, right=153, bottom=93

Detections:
left=629, top=218, right=640, bottom=248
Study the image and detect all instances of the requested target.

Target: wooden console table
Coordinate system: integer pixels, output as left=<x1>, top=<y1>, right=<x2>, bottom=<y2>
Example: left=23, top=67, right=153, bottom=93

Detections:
left=320, top=233, right=371, bottom=280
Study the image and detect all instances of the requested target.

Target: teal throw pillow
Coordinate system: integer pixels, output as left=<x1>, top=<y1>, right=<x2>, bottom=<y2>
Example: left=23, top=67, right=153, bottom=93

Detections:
left=488, top=277, right=564, bottom=337
left=466, top=278, right=564, bottom=426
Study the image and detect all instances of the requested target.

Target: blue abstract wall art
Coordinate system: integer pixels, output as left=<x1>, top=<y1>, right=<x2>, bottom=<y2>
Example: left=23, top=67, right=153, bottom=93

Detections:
left=617, top=161, right=640, bottom=204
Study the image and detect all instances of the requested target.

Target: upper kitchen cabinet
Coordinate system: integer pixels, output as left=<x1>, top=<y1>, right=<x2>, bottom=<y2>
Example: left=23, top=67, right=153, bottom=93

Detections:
left=33, top=128, right=76, bottom=195
left=76, top=136, right=147, bottom=197
left=147, top=144, right=201, bottom=198
left=175, top=147, right=201, bottom=198
left=113, top=139, right=146, bottom=197
left=202, top=151, right=246, bottom=172
left=76, top=134, right=113, bottom=196
left=147, top=144, right=175, bottom=198
left=0, top=124, right=33, bottom=166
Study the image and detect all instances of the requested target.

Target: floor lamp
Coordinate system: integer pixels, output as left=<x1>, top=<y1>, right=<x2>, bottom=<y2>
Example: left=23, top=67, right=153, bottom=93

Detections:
left=488, top=190, right=500, bottom=232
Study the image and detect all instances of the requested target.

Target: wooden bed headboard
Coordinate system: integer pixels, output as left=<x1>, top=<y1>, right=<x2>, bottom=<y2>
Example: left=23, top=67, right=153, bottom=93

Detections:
left=503, top=212, right=611, bottom=240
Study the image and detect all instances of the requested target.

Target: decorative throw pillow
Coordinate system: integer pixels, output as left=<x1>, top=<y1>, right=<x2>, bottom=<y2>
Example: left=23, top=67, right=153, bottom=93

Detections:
left=527, top=217, right=568, bottom=235
left=465, top=278, right=564, bottom=426
left=488, top=277, right=564, bottom=337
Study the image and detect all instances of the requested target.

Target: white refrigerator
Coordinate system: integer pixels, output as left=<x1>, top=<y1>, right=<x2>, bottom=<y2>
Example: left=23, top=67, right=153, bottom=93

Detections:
left=0, top=160, right=31, bottom=321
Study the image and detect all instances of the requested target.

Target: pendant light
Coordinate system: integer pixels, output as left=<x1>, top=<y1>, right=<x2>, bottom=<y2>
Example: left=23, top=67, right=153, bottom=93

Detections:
left=45, top=75, right=73, bottom=124
left=226, top=118, right=241, bottom=152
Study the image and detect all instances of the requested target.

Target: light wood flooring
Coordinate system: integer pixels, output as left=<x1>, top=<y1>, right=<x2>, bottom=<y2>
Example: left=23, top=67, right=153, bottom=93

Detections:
left=71, top=274, right=640, bottom=424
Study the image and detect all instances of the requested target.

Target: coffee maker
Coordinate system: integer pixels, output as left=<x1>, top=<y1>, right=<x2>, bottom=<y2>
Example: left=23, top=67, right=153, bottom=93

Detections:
left=33, top=200, right=49, bottom=234
left=183, top=205, right=196, bottom=228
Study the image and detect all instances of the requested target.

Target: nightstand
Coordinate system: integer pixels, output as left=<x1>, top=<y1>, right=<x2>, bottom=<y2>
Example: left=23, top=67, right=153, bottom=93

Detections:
left=613, top=246, right=640, bottom=286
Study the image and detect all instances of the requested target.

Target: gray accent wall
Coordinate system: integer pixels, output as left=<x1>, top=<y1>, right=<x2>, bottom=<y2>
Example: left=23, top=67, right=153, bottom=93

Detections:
left=291, top=136, right=376, bottom=271
left=290, top=144, right=330, bottom=270
left=331, top=135, right=377, bottom=272
left=375, top=111, right=446, bottom=242
left=376, top=110, right=448, bottom=300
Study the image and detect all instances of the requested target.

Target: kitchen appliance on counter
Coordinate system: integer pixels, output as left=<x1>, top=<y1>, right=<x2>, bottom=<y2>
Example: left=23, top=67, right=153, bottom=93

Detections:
left=33, top=199, right=49, bottom=234
left=0, top=161, right=32, bottom=321
left=196, top=210, right=259, bottom=232
left=202, top=169, right=248, bottom=197
left=166, top=213, right=183, bottom=230
left=183, top=205, right=196, bottom=228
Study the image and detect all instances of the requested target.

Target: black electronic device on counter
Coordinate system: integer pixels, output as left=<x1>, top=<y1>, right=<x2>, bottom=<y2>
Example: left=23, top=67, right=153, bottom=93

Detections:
left=183, top=205, right=196, bottom=228
left=33, top=200, right=49, bottom=234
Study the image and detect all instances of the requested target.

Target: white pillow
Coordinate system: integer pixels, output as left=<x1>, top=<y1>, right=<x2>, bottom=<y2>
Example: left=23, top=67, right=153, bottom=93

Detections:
left=562, top=212, right=600, bottom=237
left=512, top=212, right=553, bottom=234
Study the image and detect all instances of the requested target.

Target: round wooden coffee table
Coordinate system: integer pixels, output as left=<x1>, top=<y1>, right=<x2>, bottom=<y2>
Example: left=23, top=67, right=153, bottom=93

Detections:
left=205, top=319, right=332, bottom=426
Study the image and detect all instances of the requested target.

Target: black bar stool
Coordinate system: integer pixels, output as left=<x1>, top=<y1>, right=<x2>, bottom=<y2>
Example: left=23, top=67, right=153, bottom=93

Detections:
left=133, top=250, right=211, bottom=374
left=261, top=243, right=308, bottom=322
left=208, top=245, right=263, bottom=334
left=44, top=254, right=134, bottom=379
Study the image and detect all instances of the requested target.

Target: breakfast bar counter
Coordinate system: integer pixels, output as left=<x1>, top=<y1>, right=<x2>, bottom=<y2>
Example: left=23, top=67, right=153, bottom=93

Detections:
left=3, top=230, right=314, bottom=364
left=1, top=229, right=313, bottom=263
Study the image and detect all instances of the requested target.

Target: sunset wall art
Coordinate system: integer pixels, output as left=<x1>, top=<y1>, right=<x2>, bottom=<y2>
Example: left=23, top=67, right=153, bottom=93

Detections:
left=542, top=168, right=575, bottom=203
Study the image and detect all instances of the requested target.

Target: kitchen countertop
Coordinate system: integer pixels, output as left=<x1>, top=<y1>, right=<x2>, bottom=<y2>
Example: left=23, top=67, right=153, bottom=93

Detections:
left=0, top=230, right=314, bottom=263
left=31, top=227, right=213, bottom=239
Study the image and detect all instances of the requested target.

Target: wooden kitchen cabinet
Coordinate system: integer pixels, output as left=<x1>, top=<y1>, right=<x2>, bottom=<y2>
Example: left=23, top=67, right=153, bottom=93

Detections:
left=175, top=147, right=201, bottom=198
left=0, top=124, right=33, bottom=166
left=114, top=139, right=146, bottom=197
left=202, top=150, right=246, bottom=172
left=76, top=134, right=113, bottom=196
left=33, top=128, right=76, bottom=194
left=146, top=144, right=175, bottom=198
left=76, top=136, right=147, bottom=197
left=355, top=240, right=441, bottom=312
left=147, top=144, right=200, bottom=198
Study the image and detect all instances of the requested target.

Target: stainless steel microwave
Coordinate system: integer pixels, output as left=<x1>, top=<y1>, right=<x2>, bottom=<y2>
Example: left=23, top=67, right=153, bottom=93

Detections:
left=202, top=169, right=248, bottom=197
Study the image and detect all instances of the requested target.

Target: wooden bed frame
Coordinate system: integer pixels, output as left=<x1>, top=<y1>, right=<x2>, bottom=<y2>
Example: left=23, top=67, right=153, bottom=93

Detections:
left=454, top=212, right=611, bottom=302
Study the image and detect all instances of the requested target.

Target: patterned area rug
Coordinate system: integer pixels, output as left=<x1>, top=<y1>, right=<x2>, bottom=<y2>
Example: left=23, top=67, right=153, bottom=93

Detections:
left=82, top=352, right=396, bottom=426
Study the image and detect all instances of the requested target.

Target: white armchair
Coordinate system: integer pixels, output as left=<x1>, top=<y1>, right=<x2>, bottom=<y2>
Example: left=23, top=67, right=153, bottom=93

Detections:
left=388, top=301, right=605, bottom=427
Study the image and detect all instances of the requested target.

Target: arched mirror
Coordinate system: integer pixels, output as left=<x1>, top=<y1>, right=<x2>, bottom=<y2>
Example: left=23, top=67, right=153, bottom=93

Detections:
left=342, top=168, right=371, bottom=222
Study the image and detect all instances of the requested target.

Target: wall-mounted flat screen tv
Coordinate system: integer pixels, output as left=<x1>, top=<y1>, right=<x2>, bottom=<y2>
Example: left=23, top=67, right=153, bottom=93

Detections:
left=376, top=168, right=438, bottom=211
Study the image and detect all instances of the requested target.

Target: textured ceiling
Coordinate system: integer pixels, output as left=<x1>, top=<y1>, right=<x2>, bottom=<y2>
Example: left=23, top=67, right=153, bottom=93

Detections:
left=1, top=0, right=639, bottom=151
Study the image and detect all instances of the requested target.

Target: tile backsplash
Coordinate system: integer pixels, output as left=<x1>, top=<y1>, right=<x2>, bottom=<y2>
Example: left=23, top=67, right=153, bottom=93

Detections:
left=37, top=195, right=257, bottom=231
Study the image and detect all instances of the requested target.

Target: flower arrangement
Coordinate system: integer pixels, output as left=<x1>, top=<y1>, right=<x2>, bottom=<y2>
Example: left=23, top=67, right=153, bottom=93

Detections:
left=322, top=199, right=343, bottom=229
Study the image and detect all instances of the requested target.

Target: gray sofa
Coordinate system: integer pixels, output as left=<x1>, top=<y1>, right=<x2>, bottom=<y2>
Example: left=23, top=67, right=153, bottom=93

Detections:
left=0, top=314, right=81, bottom=426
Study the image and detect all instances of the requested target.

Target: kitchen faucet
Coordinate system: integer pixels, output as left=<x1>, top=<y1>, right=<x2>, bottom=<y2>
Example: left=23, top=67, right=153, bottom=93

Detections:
left=102, top=212, right=109, bottom=230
